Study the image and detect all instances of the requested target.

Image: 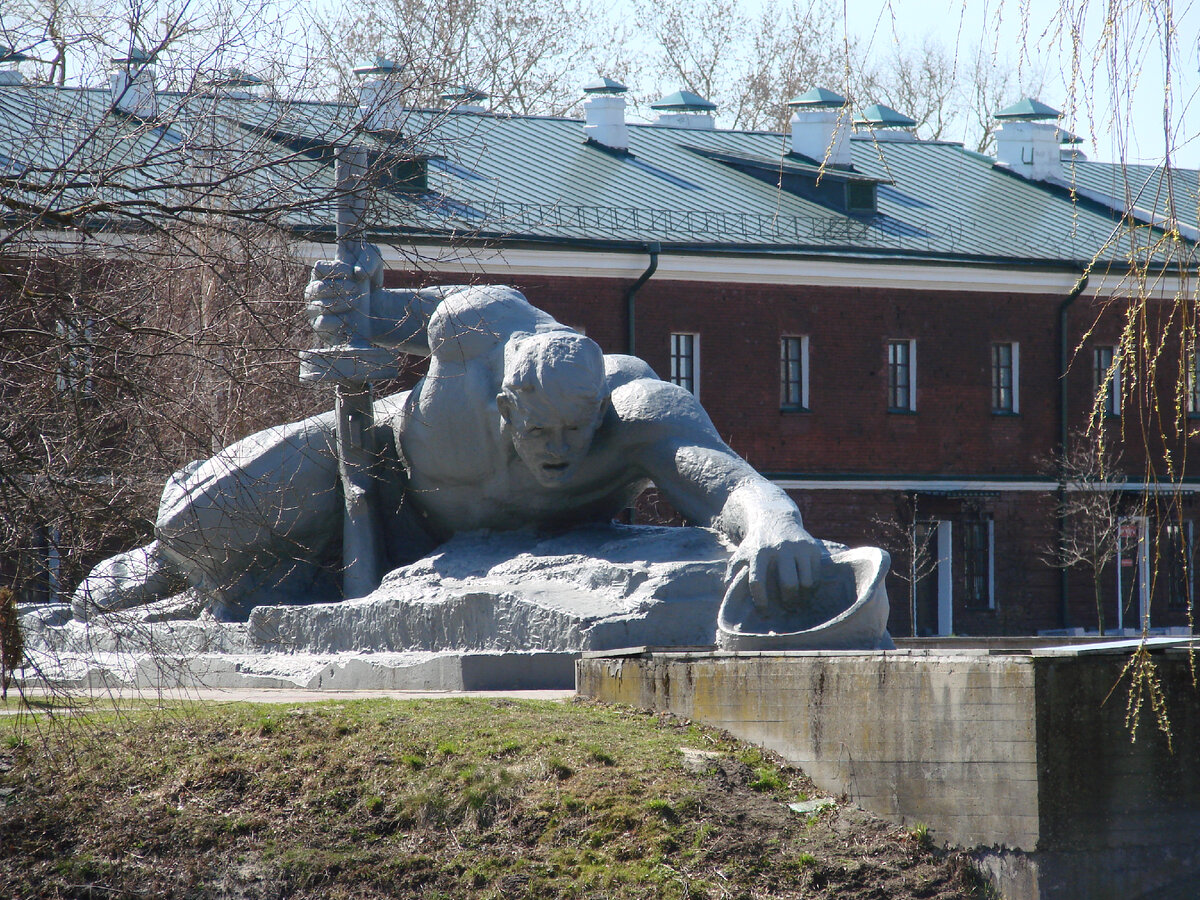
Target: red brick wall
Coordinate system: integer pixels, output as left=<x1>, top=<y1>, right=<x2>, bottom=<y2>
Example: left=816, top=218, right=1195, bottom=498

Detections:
left=382, top=267, right=1198, bottom=636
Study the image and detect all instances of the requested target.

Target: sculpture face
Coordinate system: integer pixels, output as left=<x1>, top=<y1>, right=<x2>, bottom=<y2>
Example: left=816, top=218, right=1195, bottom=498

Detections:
left=501, top=393, right=604, bottom=487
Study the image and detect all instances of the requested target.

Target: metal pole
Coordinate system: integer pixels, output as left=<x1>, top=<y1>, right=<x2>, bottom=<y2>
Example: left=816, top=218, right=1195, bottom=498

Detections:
left=333, top=146, right=381, bottom=599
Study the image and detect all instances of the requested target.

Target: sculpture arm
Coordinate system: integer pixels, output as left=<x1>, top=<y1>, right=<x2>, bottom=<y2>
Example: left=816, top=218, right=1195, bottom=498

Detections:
left=624, top=382, right=824, bottom=609
left=304, top=243, right=471, bottom=356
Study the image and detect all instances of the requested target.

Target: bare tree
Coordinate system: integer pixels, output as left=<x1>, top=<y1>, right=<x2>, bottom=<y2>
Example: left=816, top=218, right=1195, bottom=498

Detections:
left=853, top=35, right=1046, bottom=152
left=633, top=0, right=854, bottom=132
left=871, top=494, right=939, bottom=638
left=314, top=0, right=609, bottom=116
left=0, top=2, right=453, bottom=609
left=1043, top=440, right=1126, bottom=635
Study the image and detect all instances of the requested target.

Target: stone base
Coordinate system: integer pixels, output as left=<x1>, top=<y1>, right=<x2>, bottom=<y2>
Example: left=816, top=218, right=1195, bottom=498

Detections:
left=23, top=524, right=885, bottom=692
left=21, top=642, right=577, bottom=691
left=19, top=525, right=734, bottom=691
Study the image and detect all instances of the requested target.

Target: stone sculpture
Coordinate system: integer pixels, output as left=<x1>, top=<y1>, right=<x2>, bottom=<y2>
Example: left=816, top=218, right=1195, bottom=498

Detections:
left=72, top=240, right=890, bottom=651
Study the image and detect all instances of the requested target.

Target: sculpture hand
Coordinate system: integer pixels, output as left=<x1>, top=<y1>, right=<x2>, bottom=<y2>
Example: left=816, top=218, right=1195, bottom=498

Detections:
left=304, top=247, right=386, bottom=348
left=726, top=524, right=823, bottom=612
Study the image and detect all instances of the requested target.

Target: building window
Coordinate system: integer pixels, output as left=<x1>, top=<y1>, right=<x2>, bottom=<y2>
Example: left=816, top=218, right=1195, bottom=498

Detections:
left=1094, top=345, right=1120, bottom=416
left=780, top=335, right=809, bottom=410
left=962, top=518, right=994, bottom=610
left=1189, top=354, right=1200, bottom=416
left=887, top=339, right=915, bottom=412
left=1165, top=520, right=1193, bottom=610
left=670, top=332, right=698, bottom=396
left=991, top=342, right=1019, bottom=414
left=845, top=181, right=876, bottom=213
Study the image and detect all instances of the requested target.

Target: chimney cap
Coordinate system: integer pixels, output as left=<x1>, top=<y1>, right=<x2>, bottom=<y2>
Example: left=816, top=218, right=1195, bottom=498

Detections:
left=583, top=76, right=628, bottom=95
left=994, top=98, right=1061, bottom=121
left=0, top=46, right=29, bottom=64
left=111, top=47, right=153, bottom=66
left=651, top=89, right=716, bottom=112
left=353, top=56, right=402, bottom=76
left=855, top=103, right=916, bottom=129
left=787, top=87, right=847, bottom=109
left=441, top=84, right=488, bottom=104
left=205, top=67, right=265, bottom=89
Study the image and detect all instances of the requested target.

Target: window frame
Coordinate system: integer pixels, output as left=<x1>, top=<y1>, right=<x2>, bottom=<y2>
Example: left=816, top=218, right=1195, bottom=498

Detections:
left=1093, top=345, right=1121, bottom=417
left=1165, top=519, right=1194, bottom=611
left=887, top=339, right=916, bottom=413
left=780, top=334, right=810, bottom=411
left=669, top=331, right=699, bottom=398
left=990, top=341, right=1019, bottom=414
left=961, top=517, right=995, bottom=611
left=1189, top=353, right=1200, bottom=417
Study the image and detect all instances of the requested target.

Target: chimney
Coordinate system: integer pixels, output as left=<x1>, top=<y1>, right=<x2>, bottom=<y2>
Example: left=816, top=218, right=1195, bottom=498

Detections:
left=110, top=47, right=157, bottom=118
left=787, top=88, right=851, bottom=166
left=993, top=98, right=1064, bottom=181
left=355, top=56, right=407, bottom=133
left=854, top=103, right=917, bottom=141
left=650, top=90, right=716, bottom=130
left=0, top=46, right=28, bottom=86
left=441, top=84, right=489, bottom=114
left=582, top=77, right=629, bottom=151
left=1057, top=127, right=1087, bottom=162
left=204, top=67, right=266, bottom=99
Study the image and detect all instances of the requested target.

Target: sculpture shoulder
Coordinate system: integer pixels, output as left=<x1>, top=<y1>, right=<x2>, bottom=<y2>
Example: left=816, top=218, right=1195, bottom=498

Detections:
left=427, top=285, right=561, bottom=364
left=608, top=377, right=721, bottom=444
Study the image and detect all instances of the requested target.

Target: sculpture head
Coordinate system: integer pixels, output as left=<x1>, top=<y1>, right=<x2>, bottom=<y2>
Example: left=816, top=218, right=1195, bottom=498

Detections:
left=497, top=331, right=610, bottom=487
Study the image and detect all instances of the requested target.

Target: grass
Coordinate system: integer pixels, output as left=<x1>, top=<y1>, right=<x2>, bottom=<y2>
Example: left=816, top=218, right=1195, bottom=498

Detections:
left=0, top=697, right=985, bottom=899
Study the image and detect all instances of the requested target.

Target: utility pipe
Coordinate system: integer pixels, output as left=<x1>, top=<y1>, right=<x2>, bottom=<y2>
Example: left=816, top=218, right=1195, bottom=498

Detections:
left=1056, top=272, right=1090, bottom=628
left=625, top=242, right=660, bottom=357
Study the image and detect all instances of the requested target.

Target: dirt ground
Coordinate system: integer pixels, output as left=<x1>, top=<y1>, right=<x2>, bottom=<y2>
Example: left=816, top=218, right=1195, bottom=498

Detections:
left=0, top=695, right=991, bottom=899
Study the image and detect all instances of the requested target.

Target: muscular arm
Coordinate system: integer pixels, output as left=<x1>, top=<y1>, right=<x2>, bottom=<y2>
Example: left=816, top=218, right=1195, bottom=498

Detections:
left=305, top=243, right=474, bottom=356
left=619, top=380, right=824, bottom=609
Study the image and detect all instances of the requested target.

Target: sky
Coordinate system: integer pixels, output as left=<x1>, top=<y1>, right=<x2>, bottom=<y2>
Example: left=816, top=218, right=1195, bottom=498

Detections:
left=841, top=0, right=1200, bottom=168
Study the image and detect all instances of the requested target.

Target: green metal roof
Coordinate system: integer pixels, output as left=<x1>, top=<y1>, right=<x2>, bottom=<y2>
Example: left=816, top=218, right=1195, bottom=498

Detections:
left=0, top=82, right=1193, bottom=274
left=995, top=98, right=1061, bottom=121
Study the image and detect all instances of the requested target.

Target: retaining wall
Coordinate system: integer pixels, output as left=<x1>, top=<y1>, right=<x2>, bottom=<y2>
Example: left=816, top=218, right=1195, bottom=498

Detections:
left=576, top=642, right=1199, bottom=900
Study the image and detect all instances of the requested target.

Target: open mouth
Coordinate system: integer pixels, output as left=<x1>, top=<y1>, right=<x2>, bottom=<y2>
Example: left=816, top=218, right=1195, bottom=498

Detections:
left=542, top=461, right=570, bottom=472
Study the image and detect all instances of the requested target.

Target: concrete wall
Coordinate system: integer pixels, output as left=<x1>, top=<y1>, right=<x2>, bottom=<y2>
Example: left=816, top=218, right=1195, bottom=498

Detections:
left=577, top=645, right=1200, bottom=900
left=578, top=649, right=1041, bottom=848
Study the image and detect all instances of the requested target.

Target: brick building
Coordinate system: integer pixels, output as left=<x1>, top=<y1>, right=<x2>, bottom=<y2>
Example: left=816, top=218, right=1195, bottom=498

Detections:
left=2, top=53, right=1198, bottom=636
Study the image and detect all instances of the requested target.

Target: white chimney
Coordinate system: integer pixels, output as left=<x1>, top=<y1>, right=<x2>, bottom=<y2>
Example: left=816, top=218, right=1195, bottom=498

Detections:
left=787, top=88, right=851, bottom=166
left=582, top=77, right=629, bottom=151
left=110, top=48, right=156, bottom=118
left=651, top=90, right=716, bottom=130
left=355, top=56, right=407, bottom=133
left=993, top=98, right=1064, bottom=182
left=0, top=47, right=28, bottom=86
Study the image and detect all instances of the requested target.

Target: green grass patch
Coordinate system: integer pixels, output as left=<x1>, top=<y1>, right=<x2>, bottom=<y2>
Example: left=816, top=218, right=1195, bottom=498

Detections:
left=0, top=697, right=985, bottom=899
